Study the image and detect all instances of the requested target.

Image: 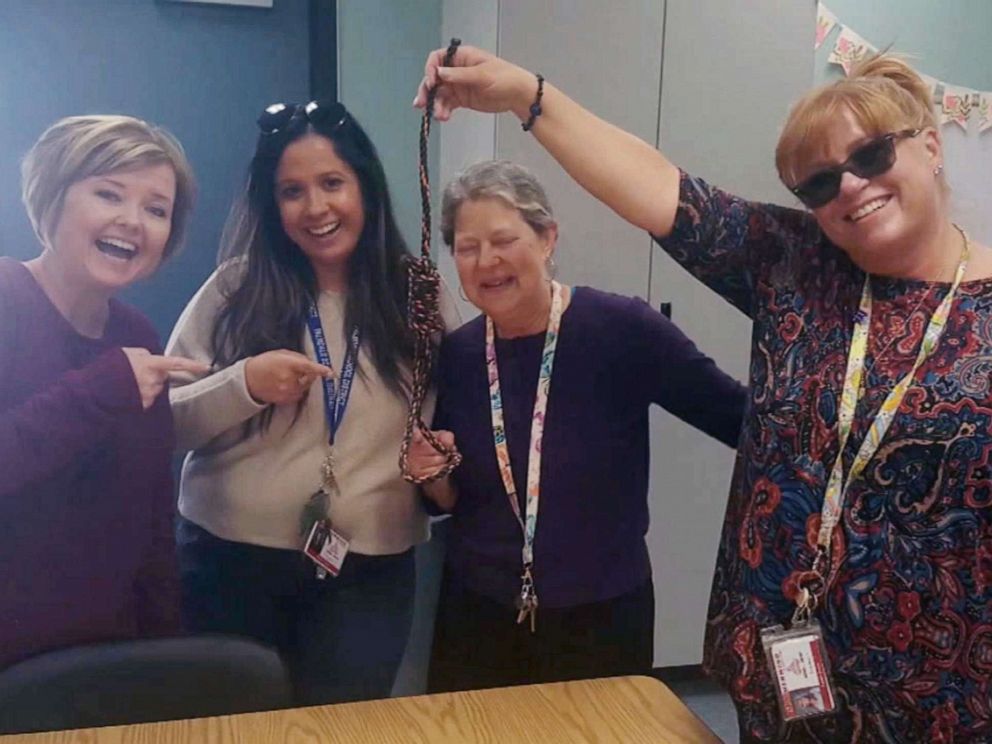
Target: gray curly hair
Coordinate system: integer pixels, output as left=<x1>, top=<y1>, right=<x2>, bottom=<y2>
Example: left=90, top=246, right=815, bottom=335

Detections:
left=440, top=160, right=556, bottom=248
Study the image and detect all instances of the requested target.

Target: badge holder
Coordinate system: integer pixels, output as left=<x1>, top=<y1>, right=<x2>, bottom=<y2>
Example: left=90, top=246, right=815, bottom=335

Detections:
left=303, top=518, right=349, bottom=579
left=761, top=588, right=837, bottom=722
left=300, top=485, right=349, bottom=580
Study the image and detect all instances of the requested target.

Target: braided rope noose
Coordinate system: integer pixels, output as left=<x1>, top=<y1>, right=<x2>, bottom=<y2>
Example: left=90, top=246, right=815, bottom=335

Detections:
left=399, top=38, right=463, bottom=485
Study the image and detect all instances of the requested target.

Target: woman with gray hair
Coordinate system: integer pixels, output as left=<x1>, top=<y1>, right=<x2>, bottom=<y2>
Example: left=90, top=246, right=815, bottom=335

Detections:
left=407, top=159, right=746, bottom=691
left=0, top=115, right=204, bottom=670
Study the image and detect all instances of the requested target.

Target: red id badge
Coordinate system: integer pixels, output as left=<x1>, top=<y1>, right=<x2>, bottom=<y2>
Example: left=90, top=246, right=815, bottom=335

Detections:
left=760, top=620, right=837, bottom=722
left=303, top=520, right=349, bottom=578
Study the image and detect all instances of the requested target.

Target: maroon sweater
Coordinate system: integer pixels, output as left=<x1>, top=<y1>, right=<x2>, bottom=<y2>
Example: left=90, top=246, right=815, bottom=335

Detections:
left=0, top=258, right=180, bottom=669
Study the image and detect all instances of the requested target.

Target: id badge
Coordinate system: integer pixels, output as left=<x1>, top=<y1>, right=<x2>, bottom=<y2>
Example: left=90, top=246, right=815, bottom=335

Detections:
left=760, top=619, right=837, bottom=722
left=303, top=520, right=349, bottom=578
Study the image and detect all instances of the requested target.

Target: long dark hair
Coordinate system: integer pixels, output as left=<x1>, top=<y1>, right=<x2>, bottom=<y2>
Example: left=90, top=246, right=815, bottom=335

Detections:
left=211, top=102, right=414, bottom=417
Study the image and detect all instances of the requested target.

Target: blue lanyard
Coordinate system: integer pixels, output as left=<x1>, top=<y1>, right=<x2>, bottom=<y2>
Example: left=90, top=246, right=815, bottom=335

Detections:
left=306, top=301, right=360, bottom=446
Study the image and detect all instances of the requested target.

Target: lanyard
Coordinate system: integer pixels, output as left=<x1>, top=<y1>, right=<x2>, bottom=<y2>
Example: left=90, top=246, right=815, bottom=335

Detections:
left=305, top=300, right=360, bottom=447
left=486, top=281, right=566, bottom=628
left=797, top=227, right=970, bottom=617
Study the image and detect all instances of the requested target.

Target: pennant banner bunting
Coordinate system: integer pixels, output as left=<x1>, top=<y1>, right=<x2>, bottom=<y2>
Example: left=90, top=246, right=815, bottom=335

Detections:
left=818, top=4, right=990, bottom=135
left=815, top=5, right=838, bottom=50
left=828, top=26, right=876, bottom=76
left=978, top=94, right=992, bottom=133
left=941, top=86, right=975, bottom=130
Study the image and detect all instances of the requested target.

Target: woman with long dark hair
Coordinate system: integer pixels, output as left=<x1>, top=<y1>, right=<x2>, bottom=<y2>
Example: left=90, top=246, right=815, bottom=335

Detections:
left=166, top=101, right=458, bottom=705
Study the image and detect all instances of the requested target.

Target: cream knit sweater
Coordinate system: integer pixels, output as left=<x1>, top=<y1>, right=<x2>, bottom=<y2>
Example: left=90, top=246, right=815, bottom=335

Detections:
left=166, top=263, right=460, bottom=555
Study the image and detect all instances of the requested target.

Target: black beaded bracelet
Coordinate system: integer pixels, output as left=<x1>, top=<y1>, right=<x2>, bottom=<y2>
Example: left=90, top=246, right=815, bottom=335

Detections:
left=521, top=74, right=545, bottom=132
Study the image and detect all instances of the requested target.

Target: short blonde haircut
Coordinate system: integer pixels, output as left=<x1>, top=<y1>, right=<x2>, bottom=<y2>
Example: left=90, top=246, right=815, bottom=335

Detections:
left=776, top=54, right=937, bottom=188
left=21, top=115, right=196, bottom=257
left=441, top=160, right=556, bottom=249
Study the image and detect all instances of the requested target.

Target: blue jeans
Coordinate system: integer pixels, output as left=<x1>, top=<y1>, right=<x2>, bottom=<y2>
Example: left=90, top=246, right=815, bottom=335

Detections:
left=176, top=517, right=415, bottom=705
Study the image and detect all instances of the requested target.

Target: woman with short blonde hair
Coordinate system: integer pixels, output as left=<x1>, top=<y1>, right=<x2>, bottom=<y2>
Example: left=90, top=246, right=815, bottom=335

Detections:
left=0, top=114, right=203, bottom=670
left=22, top=114, right=196, bottom=258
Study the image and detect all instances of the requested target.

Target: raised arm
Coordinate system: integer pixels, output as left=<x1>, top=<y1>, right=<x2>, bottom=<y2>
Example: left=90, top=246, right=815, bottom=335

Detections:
left=414, top=45, right=681, bottom=238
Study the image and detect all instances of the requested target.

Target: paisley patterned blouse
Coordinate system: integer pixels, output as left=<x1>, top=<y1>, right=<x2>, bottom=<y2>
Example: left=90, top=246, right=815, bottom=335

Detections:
left=658, top=172, right=992, bottom=743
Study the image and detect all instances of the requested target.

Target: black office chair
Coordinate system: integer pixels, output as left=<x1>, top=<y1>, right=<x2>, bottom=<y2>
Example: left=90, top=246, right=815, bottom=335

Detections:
left=0, top=635, right=293, bottom=734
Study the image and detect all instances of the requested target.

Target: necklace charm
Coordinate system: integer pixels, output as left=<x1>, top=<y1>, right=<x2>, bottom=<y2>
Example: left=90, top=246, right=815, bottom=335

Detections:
left=515, top=594, right=538, bottom=633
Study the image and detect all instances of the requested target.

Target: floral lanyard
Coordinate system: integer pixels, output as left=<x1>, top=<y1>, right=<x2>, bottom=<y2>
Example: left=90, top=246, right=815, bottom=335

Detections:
left=794, top=226, right=970, bottom=621
left=485, top=281, right=566, bottom=632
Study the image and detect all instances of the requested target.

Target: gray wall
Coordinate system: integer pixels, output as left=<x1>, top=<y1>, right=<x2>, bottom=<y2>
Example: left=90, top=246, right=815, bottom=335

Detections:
left=0, top=0, right=311, bottom=339
left=649, top=0, right=815, bottom=666
left=337, top=0, right=443, bottom=254
left=496, top=1, right=663, bottom=299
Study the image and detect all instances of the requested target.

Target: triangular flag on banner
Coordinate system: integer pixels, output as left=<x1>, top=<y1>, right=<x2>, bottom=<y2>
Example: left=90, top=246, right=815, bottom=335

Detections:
left=941, top=86, right=975, bottom=130
left=977, top=93, right=992, bottom=134
left=828, top=26, right=876, bottom=76
left=815, top=4, right=838, bottom=50
left=821, top=7, right=992, bottom=137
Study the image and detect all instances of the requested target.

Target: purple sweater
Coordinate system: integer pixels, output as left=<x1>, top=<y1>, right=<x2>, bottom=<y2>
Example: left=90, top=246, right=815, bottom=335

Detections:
left=434, top=287, right=746, bottom=608
left=0, top=258, right=180, bottom=669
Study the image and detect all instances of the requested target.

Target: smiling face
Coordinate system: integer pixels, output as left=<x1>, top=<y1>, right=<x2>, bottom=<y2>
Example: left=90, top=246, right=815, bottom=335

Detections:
left=452, top=197, right=557, bottom=332
left=47, top=163, right=176, bottom=293
left=275, top=133, right=365, bottom=290
left=800, top=108, right=944, bottom=275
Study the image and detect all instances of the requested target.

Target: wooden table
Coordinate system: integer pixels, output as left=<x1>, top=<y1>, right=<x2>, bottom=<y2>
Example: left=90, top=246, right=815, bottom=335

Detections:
left=1, top=675, right=721, bottom=743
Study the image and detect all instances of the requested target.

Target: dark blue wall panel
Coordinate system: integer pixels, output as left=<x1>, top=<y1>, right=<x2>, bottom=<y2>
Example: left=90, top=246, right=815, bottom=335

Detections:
left=0, top=0, right=312, bottom=338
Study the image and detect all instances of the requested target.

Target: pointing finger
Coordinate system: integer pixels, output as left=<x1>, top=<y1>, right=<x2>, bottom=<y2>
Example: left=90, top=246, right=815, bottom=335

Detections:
left=291, top=358, right=335, bottom=378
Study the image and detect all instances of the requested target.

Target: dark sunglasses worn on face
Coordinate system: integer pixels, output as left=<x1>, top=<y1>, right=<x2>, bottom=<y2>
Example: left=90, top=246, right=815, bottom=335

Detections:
left=790, top=128, right=922, bottom=209
left=256, top=99, right=348, bottom=136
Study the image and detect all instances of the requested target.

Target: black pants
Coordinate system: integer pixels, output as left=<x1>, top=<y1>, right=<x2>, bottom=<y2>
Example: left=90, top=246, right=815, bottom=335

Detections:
left=176, top=517, right=415, bottom=705
left=428, top=572, right=654, bottom=693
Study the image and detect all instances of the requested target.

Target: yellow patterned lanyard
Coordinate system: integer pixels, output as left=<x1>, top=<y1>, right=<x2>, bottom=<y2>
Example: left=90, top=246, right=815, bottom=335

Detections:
left=798, top=226, right=970, bottom=617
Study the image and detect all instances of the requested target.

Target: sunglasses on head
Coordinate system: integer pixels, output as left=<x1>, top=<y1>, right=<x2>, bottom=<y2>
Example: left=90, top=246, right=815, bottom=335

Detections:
left=256, top=99, right=348, bottom=136
left=790, top=128, right=921, bottom=209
